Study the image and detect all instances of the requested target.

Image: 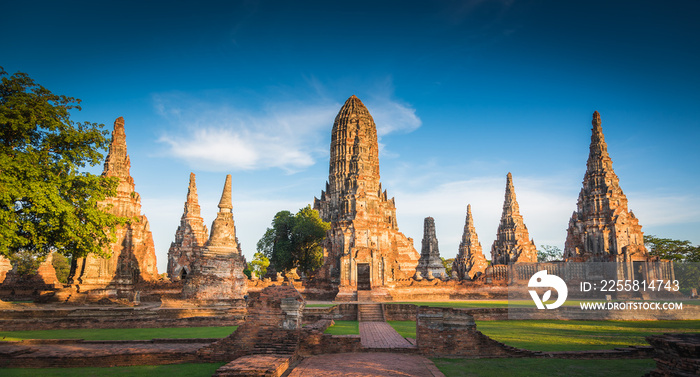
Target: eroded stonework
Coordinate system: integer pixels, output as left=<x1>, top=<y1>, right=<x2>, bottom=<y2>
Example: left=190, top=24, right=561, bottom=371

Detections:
left=69, top=117, right=158, bottom=296
left=491, top=173, right=537, bottom=265
left=313, top=95, right=420, bottom=298
left=415, top=217, right=446, bottom=279
left=167, top=173, right=209, bottom=281
left=564, top=112, right=647, bottom=261
left=182, top=174, right=247, bottom=304
left=453, top=205, right=488, bottom=280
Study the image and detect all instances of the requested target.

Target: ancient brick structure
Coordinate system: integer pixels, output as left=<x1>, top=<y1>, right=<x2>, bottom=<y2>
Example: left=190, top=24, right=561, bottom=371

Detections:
left=491, top=173, right=537, bottom=265
left=69, top=117, right=158, bottom=297
left=182, top=174, right=247, bottom=304
left=313, top=95, right=420, bottom=301
left=167, top=173, right=209, bottom=281
left=0, top=256, right=11, bottom=284
left=645, top=333, right=700, bottom=377
left=198, top=284, right=304, bottom=362
left=452, top=205, right=488, bottom=280
left=415, top=217, right=446, bottom=279
left=565, top=111, right=647, bottom=262
left=0, top=253, right=61, bottom=299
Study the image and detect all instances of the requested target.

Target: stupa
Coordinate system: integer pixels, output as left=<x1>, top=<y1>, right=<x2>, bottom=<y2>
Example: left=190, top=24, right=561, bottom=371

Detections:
left=182, top=174, right=247, bottom=304
left=564, top=111, right=647, bottom=261
left=167, top=173, right=209, bottom=281
left=491, top=173, right=537, bottom=265
left=69, top=117, right=158, bottom=297
left=313, top=95, right=420, bottom=300
left=453, top=205, right=488, bottom=279
left=415, top=217, right=447, bottom=279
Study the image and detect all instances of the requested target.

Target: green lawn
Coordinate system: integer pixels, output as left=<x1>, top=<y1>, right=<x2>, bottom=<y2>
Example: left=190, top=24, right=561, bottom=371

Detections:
left=475, top=319, right=700, bottom=351
left=305, top=303, right=336, bottom=307
left=0, top=326, right=238, bottom=342
left=394, top=301, right=510, bottom=308
left=323, top=320, right=359, bottom=335
left=387, top=320, right=416, bottom=339
left=1, top=363, right=226, bottom=377
left=385, top=319, right=700, bottom=351
left=432, top=358, right=655, bottom=377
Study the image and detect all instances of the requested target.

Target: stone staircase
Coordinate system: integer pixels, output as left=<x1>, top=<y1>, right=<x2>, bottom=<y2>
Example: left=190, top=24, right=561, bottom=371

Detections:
left=358, top=304, right=385, bottom=322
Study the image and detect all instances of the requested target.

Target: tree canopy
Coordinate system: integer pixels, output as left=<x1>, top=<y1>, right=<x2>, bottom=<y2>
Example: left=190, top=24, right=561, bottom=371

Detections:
left=0, top=68, right=125, bottom=271
left=537, top=245, right=563, bottom=262
left=257, top=205, right=330, bottom=276
left=644, top=235, right=699, bottom=262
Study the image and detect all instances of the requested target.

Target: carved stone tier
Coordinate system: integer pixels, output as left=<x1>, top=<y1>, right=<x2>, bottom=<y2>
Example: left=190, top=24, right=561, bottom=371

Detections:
left=167, top=173, right=209, bottom=281
left=313, top=95, right=419, bottom=298
left=416, top=217, right=446, bottom=279
left=453, top=205, right=488, bottom=279
left=491, top=173, right=537, bottom=265
left=564, top=111, right=647, bottom=262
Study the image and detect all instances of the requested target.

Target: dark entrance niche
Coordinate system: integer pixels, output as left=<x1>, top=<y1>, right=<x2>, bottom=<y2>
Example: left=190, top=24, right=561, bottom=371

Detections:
left=180, top=268, right=188, bottom=280
left=633, top=261, right=644, bottom=281
left=357, top=263, right=371, bottom=290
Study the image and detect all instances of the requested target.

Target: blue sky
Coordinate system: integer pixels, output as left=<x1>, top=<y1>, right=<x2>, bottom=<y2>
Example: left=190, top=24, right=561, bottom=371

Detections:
left=3, top=0, right=699, bottom=272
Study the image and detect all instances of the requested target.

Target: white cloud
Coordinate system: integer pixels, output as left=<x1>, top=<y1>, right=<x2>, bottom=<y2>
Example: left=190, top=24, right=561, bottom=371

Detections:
left=153, top=91, right=422, bottom=172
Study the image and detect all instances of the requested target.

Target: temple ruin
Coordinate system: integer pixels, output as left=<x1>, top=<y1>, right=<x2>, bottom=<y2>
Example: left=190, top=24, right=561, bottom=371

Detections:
left=491, top=173, right=537, bottom=265
left=68, top=117, right=158, bottom=297
left=565, top=111, right=647, bottom=261
left=452, top=205, right=488, bottom=280
left=182, top=174, right=247, bottom=305
left=167, top=173, right=209, bottom=281
left=313, top=95, right=420, bottom=301
left=415, top=217, right=446, bottom=279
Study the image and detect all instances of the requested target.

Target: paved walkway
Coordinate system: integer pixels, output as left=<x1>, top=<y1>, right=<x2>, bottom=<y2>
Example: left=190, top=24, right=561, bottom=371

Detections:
left=359, top=322, right=415, bottom=349
left=288, top=352, right=444, bottom=377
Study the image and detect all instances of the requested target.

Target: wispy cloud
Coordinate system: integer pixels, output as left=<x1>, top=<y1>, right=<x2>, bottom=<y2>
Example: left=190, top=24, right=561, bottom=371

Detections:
left=153, top=87, right=422, bottom=172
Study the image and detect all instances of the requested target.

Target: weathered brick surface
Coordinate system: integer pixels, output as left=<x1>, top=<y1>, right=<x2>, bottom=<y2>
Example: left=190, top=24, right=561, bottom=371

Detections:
left=416, top=306, right=534, bottom=358
left=415, top=217, right=446, bottom=279
left=645, top=333, right=700, bottom=377
left=452, top=205, right=488, bottom=280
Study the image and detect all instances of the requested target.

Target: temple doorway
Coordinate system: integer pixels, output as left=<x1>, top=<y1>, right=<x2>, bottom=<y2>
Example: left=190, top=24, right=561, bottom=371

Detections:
left=357, top=263, right=371, bottom=290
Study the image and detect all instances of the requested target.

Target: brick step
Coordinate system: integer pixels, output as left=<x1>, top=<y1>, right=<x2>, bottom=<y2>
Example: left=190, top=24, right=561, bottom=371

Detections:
left=358, top=304, right=384, bottom=322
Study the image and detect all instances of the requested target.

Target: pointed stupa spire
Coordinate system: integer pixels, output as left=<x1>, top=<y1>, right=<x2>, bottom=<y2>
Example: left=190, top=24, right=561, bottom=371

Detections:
left=416, top=217, right=446, bottom=278
left=491, top=173, right=537, bottom=264
left=453, top=204, right=488, bottom=280
left=102, top=117, right=131, bottom=179
left=218, top=174, right=233, bottom=212
left=183, top=172, right=201, bottom=218
left=564, top=111, right=647, bottom=260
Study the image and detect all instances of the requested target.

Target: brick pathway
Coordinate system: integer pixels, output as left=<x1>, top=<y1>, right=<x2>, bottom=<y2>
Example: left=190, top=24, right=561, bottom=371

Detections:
left=359, top=322, right=415, bottom=349
left=288, top=352, right=444, bottom=377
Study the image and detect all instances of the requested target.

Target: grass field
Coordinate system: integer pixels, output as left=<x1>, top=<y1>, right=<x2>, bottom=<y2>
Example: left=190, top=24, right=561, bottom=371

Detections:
left=432, top=357, right=656, bottom=377
left=1, top=363, right=227, bottom=377
left=323, top=320, right=359, bottom=335
left=386, top=319, right=700, bottom=351
left=394, top=300, right=700, bottom=308
left=0, top=326, right=238, bottom=342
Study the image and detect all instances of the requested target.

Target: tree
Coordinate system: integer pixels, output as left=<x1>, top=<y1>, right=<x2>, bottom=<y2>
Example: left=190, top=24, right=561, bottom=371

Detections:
left=257, top=205, right=330, bottom=275
left=644, top=235, right=699, bottom=296
left=441, top=257, right=454, bottom=276
left=644, top=235, right=700, bottom=262
left=537, top=245, right=563, bottom=262
left=0, top=68, right=125, bottom=267
left=249, top=251, right=270, bottom=278
left=51, top=252, right=71, bottom=284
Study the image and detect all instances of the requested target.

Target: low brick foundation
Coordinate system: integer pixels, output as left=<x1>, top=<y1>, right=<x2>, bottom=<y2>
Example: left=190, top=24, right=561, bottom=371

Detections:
left=645, top=333, right=700, bottom=377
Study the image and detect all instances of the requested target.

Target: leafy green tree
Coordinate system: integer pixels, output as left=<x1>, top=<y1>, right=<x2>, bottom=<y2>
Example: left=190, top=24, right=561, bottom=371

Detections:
left=644, top=235, right=699, bottom=262
left=257, top=205, right=330, bottom=276
left=249, top=252, right=270, bottom=278
left=0, top=68, right=125, bottom=267
left=644, top=235, right=699, bottom=296
left=51, top=252, right=71, bottom=284
left=441, top=257, right=454, bottom=276
left=537, top=245, right=563, bottom=262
